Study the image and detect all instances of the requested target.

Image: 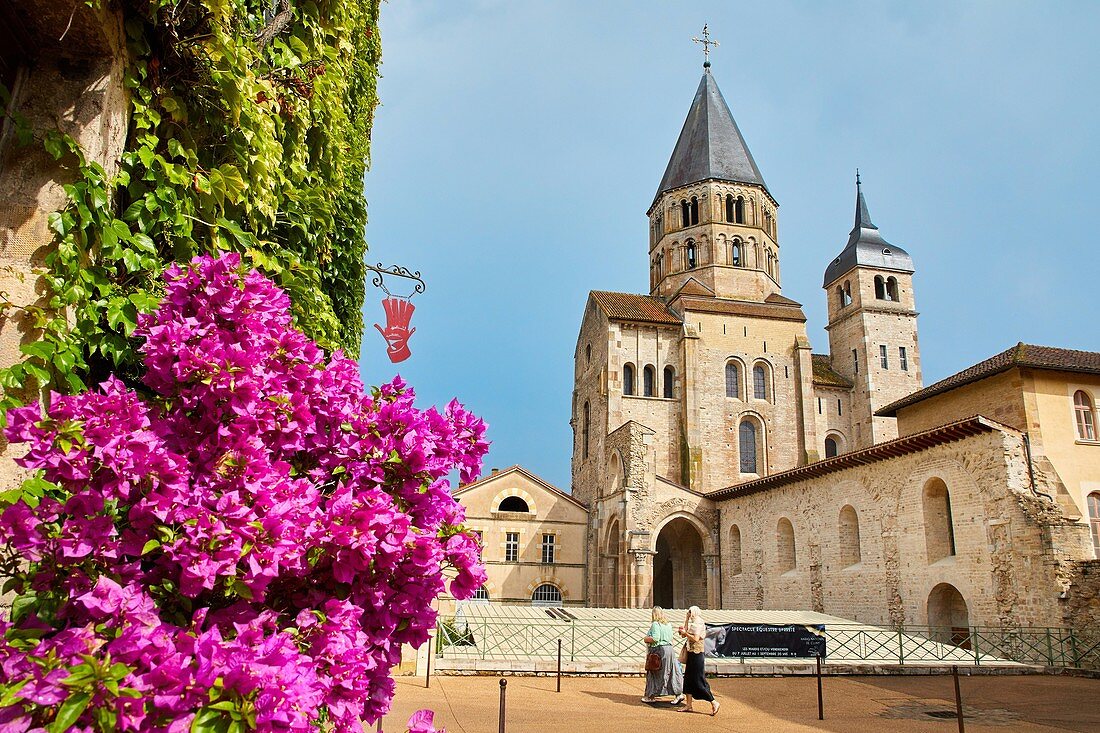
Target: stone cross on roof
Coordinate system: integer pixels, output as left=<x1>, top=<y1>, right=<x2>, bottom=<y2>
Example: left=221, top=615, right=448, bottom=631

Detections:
left=692, top=24, right=719, bottom=68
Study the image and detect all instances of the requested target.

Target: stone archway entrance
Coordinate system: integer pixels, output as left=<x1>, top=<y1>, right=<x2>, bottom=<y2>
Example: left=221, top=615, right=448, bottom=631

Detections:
left=928, top=582, right=970, bottom=647
left=653, top=518, right=706, bottom=609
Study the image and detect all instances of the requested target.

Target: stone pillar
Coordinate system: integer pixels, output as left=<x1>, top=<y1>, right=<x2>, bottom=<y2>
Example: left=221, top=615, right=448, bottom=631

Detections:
left=631, top=550, right=656, bottom=609
left=682, top=324, right=702, bottom=490
left=704, top=554, right=720, bottom=609
left=794, top=336, right=820, bottom=465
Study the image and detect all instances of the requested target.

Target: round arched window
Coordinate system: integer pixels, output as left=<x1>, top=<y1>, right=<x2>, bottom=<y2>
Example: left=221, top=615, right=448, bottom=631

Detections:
left=498, top=496, right=530, bottom=513
left=532, top=584, right=563, bottom=606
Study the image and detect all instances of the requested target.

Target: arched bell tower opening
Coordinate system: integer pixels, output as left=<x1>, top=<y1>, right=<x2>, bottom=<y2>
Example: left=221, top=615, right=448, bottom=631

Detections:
left=653, top=518, right=707, bottom=609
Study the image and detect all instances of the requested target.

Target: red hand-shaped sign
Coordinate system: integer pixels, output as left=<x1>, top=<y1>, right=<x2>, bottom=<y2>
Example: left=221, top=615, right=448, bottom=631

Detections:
left=375, top=296, right=416, bottom=363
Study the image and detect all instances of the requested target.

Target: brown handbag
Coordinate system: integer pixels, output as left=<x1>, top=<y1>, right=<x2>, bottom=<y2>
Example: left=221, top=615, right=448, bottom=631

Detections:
left=677, top=645, right=688, bottom=665
left=645, top=650, right=662, bottom=671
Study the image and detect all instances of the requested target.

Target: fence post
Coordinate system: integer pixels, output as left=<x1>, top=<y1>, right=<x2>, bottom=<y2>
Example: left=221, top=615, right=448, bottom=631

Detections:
left=952, top=665, right=965, bottom=733
left=425, top=636, right=432, bottom=688
left=498, top=678, right=508, bottom=733
left=897, top=629, right=905, bottom=665
left=816, top=654, right=824, bottom=721
left=1046, top=628, right=1054, bottom=667
left=972, top=627, right=980, bottom=666
left=1069, top=629, right=1080, bottom=668
left=557, top=638, right=562, bottom=692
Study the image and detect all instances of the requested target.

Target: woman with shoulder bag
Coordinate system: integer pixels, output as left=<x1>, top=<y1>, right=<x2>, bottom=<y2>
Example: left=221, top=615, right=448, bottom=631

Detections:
left=641, top=606, right=684, bottom=704
left=676, top=606, right=719, bottom=715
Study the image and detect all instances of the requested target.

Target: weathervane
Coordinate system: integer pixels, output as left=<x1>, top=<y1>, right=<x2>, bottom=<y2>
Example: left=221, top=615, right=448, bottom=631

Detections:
left=692, top=24, right=719, bottom=68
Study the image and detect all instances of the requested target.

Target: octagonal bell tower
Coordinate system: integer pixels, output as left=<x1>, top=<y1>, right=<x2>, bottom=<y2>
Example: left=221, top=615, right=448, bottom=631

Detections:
left=646, top=68, right=782, bottom=303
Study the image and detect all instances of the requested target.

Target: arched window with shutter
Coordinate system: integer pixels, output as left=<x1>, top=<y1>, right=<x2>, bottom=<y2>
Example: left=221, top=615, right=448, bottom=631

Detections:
left=1075, top=391, right=1096, bottom=441
left=739, top=420, right=758, bottom=473
left=725, top=361, right=740, bottom=398
left=753, top=364, right=768, bottom=400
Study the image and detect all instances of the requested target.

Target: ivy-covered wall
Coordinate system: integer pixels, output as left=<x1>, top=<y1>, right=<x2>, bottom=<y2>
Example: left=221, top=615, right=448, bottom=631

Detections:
left=0, top=0, right=381, bottom=398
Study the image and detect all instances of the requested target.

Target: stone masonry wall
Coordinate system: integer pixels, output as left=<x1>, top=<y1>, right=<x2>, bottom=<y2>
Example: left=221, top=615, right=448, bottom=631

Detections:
left=717, top=428, right=1091, bottom=628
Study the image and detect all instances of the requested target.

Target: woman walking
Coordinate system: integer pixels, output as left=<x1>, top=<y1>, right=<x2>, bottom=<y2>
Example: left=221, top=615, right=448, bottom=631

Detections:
left=641, top=606, right=684, bottom=704
left=676, top=606, right=719, bottom=715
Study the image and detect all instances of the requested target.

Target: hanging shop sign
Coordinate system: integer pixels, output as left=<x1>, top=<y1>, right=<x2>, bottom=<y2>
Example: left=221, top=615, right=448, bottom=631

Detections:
left=365, top=263, right=426, bottom=363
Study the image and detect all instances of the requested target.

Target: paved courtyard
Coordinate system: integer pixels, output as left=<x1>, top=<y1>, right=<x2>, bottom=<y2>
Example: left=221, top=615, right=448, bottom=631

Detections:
left=379, top=674, right=1100, bottom=732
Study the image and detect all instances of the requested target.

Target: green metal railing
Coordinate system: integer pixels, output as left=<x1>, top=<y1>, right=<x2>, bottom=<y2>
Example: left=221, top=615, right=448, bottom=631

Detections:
left=435, top=618, right=1100, bottom=671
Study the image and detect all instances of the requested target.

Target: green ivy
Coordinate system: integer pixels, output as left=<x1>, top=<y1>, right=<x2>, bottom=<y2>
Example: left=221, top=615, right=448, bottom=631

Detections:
left=0, top=0, right=381, bottom=401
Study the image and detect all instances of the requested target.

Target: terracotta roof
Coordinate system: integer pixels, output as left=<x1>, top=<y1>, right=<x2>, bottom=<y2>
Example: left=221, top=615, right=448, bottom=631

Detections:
left=589, top=291, right=682, bottom=326
left=877, top=343, right=1100, bottom=417
left=811, top=354, right=853, bottom=388
left=707, top=416, right=1008, bottom=500
left=764, top=293, right=803, bottom=307
left=677, top=295, right=806, bottom=323
left=454, top=465, right=588, bottom=510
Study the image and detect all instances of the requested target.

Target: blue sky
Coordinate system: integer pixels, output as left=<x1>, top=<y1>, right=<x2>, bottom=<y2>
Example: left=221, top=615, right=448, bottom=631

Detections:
left=359, top=1, right=1100, bottom=491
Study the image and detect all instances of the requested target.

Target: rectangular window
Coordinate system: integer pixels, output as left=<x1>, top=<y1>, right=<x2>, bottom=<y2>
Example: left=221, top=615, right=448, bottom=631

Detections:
left=899, top=346, right=909, bottom=372
left=505, top=532, right=519, bottom=562
left=541, top=534, right=556, bottom=564
left=852, top=349, right=858, bottom=374
left=880, top=344, right=889, bottom=369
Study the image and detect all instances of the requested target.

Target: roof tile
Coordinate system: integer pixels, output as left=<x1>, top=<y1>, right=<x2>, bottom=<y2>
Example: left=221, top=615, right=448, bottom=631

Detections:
left=590, top=291, right=682, bottom=325
left=878, top=343, right=1100, bottom=416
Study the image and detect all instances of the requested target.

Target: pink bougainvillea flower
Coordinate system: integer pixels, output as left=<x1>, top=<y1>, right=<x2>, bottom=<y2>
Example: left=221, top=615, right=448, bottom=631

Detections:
left=0, top=254, right=488, bottom=732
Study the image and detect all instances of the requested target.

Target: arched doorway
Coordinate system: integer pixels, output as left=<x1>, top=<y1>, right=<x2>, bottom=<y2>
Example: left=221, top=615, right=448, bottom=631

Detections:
left=604, top=519, right=620, bottom=607
left=653, top=517, right=706, bottom=609
left=928, top=583, right=970, bottom=648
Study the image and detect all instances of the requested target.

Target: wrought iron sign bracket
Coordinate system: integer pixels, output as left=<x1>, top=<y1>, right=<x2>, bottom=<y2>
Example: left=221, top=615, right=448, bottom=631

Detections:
left=364, top=262, right=426, bottom=299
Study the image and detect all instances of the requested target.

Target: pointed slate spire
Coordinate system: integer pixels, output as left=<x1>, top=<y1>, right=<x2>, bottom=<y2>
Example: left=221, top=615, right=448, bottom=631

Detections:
left=653, top=71, right=770, bottom=204
left=853, top=169, right=876, bottom=230
left=823, top=174, right=914, bottom=287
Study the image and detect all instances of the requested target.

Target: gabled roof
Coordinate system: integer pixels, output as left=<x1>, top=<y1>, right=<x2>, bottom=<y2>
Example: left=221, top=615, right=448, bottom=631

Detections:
left=823, top=177, right=913, bottom=287
left=454, top=465, right=588, bottom=510
left=669, top=277, right=715, bottom=300
left=675, top=295, right=806, bottom=323
left=877, top=343, right=1100, bottom=417
left=811, top=354, right=853, bottom=389
left=589, top=291, right=682, bottom=326
left=653, top=71, right=771, bottom=206
left=707, top=416, right=1009, bottom=500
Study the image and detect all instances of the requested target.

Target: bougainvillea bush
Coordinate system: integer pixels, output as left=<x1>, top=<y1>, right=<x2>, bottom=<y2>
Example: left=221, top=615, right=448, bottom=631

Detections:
left=0, top=254, right=487, bottom=732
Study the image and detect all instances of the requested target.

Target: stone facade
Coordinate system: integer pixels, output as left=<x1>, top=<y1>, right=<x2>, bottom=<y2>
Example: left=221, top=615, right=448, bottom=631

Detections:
left=716, top=426, right=1091, bottom=628
left=441, top=466, right=588, bottom=610
left=553, top=67, right=1100, bottom=630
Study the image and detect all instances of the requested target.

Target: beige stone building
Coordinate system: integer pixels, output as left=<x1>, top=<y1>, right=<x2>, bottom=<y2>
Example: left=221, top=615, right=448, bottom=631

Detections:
left=558, top=65, right=1100, bottom=630
left=444, top=466, right=588, bottom=608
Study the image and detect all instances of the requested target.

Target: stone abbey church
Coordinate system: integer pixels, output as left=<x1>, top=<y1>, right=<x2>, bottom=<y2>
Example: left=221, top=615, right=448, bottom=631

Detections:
left=453, top=67, right=1100, bottom=632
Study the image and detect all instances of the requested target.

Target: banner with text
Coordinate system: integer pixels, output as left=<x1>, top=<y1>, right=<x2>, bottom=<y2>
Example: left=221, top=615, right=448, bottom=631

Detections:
left=705, top=623, right=827, bottom=659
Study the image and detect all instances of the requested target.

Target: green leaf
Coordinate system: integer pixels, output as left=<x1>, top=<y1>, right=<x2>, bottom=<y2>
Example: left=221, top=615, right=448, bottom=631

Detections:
left=141, top=539, right=161, bottom=555
left=19, top=341, right=54, bottom=360
left=10, top=593, right=36, bottom=624
left=48, top=691, right=91, bottom=733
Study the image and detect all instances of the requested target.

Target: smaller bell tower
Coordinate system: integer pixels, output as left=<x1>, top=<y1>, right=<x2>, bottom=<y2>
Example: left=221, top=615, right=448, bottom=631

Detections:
left=824, top=175, right=922, bottom=450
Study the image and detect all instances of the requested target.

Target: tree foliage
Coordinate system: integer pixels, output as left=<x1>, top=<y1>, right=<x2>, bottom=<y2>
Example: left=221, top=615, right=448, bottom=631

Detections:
left=1, top=0, right=381, bottom=401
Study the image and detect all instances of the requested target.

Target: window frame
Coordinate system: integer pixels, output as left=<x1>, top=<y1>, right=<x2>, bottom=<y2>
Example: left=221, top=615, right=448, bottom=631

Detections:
left=1074, top=390, right=1097, bottom=442
left=505, top=532, right=520, bottom=562
left=880, top=344, right=889, bottom=370
left=899, top=346, right=909, bottom=372
left=541, top=533, right=556, bottom=564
